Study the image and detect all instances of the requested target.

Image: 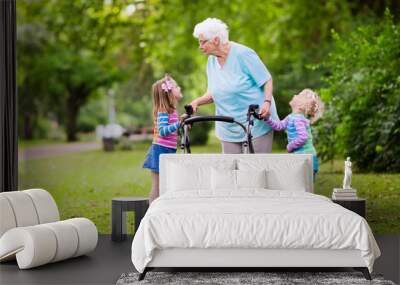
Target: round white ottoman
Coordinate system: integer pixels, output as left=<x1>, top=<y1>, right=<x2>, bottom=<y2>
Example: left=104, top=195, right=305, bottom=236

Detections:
left=0, top=218, right=98, bottom=269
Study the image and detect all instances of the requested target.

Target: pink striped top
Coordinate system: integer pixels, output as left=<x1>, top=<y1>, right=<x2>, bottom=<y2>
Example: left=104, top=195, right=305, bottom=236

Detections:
left=152, top=111, right=180, bottom=149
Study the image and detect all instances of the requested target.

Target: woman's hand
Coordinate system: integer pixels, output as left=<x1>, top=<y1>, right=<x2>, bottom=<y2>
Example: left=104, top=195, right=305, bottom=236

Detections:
left=190, top=92, right=213, bottom=113
left=190, top=101, right=199, bottom=113
left=259, top=101, right=271, bottom=119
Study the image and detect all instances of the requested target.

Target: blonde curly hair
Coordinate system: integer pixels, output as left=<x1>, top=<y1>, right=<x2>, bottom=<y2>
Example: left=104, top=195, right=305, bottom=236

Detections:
left=295, top=89, right=324, bottom=123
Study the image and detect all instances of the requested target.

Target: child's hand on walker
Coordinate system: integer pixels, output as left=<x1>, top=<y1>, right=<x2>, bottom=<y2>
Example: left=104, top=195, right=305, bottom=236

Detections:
left=263, top=111, right=271, bottom=120
left=179, top=114, right=191, bottom=129
left=180, top=114, right=189, bottom=123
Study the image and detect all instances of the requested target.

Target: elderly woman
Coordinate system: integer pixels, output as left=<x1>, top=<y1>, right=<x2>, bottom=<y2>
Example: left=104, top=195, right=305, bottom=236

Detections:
left=191, top=18, right=279, bottom=153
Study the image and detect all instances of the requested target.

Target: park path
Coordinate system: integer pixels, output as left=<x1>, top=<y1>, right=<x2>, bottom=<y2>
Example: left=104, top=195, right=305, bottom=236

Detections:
left=18, top=142, right=101, bottom=161
left=18, top=134, right=151, bottom=161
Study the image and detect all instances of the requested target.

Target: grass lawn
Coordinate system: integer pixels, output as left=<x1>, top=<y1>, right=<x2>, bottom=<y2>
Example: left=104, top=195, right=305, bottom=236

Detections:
left=18, top=137, right=400, bottom=234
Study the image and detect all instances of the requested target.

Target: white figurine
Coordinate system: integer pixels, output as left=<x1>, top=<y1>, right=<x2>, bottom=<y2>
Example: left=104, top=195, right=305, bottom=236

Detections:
left=343, top=157, right=352, bottom=189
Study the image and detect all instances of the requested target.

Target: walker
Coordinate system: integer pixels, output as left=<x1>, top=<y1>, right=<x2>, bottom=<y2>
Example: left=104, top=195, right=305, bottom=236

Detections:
left=180, top=104, right=262, bottom=154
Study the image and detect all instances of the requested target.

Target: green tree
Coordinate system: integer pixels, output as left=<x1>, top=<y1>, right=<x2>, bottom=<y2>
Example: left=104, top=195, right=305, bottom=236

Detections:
left=17, top=0, right=400, bottom=145
left=42, top=0, right=132, bottom=141
left=17, top=0, right=141, bottom=141
left=17, top=0, right=56, bottom=139
left=316, top=11, right=400, bottom=172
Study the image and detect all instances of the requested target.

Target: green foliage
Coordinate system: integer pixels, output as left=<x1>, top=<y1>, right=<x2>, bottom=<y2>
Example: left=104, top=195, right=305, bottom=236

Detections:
left=187, top=120, right=213, bottom=146
left=312, top=88, right=341, bottom=163
left=17, top=0, right=400, bottom=165
left=16, top=0, right=54, bottom=139
left=115, top=75, right=155, bottom=129
left=17, top=0, right=136, bottom=141
left=77, top=93, right=108, bottom=133
left=316, top=11, right=400, bottom=172
left=18, top=116, right=65, bottom=142
left=139, top=0, right=354, bottom=115
left=117, top=136, right=135, bottom=151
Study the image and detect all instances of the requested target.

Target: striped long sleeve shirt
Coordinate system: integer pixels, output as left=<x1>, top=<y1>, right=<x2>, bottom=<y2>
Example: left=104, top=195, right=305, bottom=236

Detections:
left=152, top=111, right=180, bottom=149
left=266, top=113, right=316, bottom=155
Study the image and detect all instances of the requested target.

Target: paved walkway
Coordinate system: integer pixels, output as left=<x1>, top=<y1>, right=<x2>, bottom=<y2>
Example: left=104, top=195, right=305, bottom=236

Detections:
left=18, top=134, right=152, bottom=161
left=18, top=142, right=101, bottom=161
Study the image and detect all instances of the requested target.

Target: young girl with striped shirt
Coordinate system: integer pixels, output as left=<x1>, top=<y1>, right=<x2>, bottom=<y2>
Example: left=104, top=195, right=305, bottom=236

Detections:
left=143, top=74, right=184, bottom=203
left=265, top=89, right=324, bottom=178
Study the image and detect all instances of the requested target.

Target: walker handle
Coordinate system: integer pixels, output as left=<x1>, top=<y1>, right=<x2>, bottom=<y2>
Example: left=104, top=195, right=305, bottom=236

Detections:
left=248, top=104, right=262, bottom=120
left=184, top=105, right=193, bottom=116
left=183, top=116, right=235, bottom=125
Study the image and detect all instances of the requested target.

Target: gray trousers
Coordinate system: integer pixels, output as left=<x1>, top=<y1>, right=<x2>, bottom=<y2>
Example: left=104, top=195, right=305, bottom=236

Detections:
left=221, top=131, right=274, bottom=154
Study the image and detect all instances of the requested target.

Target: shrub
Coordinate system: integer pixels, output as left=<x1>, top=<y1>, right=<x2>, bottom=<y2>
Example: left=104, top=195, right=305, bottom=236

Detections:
left=316, top=11, right=400, bottom=172
left=184, top=115, right=213, bottom=146
left=77, top=97, right=107, bottom=133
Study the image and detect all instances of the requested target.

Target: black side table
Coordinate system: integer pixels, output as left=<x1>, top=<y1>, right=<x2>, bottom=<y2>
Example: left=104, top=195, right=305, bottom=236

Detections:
left=332, top=198, right=366, bottom=218
left=112, top=197, right=149, bottom=242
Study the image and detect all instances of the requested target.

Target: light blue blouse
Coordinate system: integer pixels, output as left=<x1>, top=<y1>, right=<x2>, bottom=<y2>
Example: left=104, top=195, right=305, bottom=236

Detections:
left=207, top=42, right=279, bottom=142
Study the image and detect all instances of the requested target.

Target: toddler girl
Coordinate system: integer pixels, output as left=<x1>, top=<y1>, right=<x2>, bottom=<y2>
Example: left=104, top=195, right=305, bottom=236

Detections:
left=143, top=74, right=183, bottom=203
left=265, top=89, right=324, bottom=177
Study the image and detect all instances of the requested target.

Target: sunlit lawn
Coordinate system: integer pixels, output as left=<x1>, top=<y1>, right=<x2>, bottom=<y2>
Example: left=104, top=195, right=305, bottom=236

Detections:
left=18, top=137, right=400, bottom=234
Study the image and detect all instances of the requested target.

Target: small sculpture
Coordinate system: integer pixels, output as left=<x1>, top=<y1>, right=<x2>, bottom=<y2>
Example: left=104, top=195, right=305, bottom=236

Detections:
left=343, top=157, right=352, bottom=189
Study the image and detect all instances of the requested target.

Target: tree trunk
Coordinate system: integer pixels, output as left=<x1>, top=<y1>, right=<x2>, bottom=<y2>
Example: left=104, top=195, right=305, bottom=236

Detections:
left=65, top=94, right=81, bottom=142
left=65, top=86, right=91, bottom=142
left=22, top=113, right=34, bottom=140
left=19, top=80, right=36, bottom=140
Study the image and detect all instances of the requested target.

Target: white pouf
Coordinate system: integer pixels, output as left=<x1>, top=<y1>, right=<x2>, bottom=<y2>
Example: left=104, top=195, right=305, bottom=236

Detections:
left=0, top=189, right=98, bottom=269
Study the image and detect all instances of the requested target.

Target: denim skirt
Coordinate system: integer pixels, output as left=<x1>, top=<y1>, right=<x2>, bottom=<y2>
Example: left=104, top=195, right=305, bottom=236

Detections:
left=143, top=144, right=176, bottom=173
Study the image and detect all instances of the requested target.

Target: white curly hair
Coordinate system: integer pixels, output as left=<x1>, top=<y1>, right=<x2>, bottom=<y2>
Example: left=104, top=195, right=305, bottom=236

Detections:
left=193, top=18, right=229, bottom=44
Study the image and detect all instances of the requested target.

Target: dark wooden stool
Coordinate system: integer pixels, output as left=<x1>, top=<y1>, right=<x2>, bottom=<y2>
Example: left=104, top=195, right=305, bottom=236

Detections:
left=332, top=198, right=366, bottom=218
left=112, top=197, right=149, bottom=242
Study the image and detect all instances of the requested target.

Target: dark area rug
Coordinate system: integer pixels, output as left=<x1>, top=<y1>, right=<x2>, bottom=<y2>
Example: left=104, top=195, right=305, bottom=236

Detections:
left=116, top=271, right=396, bottom=285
